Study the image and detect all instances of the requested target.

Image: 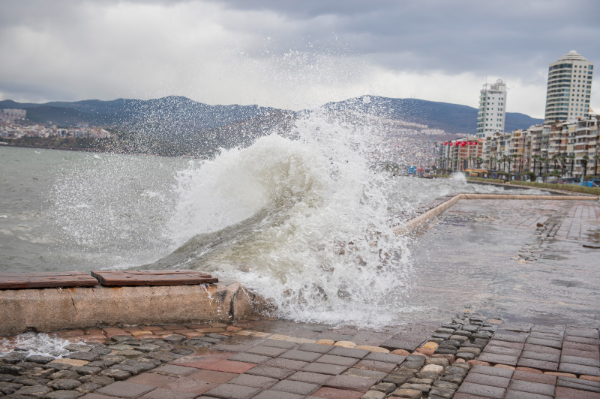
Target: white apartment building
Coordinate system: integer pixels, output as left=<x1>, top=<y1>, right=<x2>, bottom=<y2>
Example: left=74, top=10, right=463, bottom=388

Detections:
left=544, top=50, right=594, bottom=124
left=476, top=79, right=507, bottom=139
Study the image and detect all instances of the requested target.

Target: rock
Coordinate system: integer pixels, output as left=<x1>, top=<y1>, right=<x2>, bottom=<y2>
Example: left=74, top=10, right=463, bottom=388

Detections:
left=391, top=349, right=411, bottom=356
left=317, top=339, right=335, bottom=345
left=416, top=348, right=435, bottom=356
left=435, top=328, right=455, bottom=335
left=113, top=363, right=148, bottom=374
left=26, top=356, right=54, bottom=365
left=72, top=366, right=102, bottom=375
left=382, top=374, right=409, bottom=385
left=515, top=367, right=542, bottom=374
left=107, top=344, right=132, bottom=351
left=136, top=344, right=161, bottom=353
left=408, top=378, right=434, bottom=385
left=428, top=387, right=455, bottom=399
left=133, top=358, right=161, bottom=367
left=426, top=358, right=449, bottom=368
left=494, top=364, right=515, bottom=370
left=440, top=374, right=463, bottom=384
left=0, top=381, right=23, bottom=395
left=100, top=368, right=131, bottom=380
left=13, top=384, right=52, bottom=398
left=441, top=324, right=461, bottom=331
left=78, top=375, right=114, bottom=386
left=433, top=380, right=458, bottom=390
left=455, top=352, right=476, bottom=360
left=449, top=335, right=468, bottom=342
left=400, top=383, right=431, bottom=393
left=334, top=341, right=356, bottom=348
left=183, top=339, right=210, bottom=348
left=432, top=333, right=452, bottom=340
left=49, top=370, right=80, bottom=381
left=443, top=366, right=468, bottom=376
left=98, top=356, right=125, bottom=366
left=461, top=325, right=480, bottom=333
left=45, top=390, right=82, bottom=399
left=76, top=382, right=101, bottom=394
left=147, top=351, right=178, bottom=362
left=355, top=345, right=390, bottom=353
left=435, top=348, right=456, bottom=355
left=170, top=348, right=194, bottom=356
left=391, top=388, right=422, bottom=399
left=64, top=344, right=94, bottom=353
left=46, top=363, right=73, bottom=371
left=115, top=349, right=143, bottom=359
left=67, top=352, right=98, bottom=362
left=0, top=364, right=24, bottom=375
left=458, top=347, right=481, bottom=356
left=2, top=352, right=27, bottom=364
left=486, top=319, right=502, bottom=325
left=362, top=390, right=386, bottom=399
left=163, top=334, right=186, bottom=343
left=422, top=342, right=439, bottom=350
left=421, top=364, right=444, bottom=374
left=48, top=378, right=81, bottom=390
left=12, top=376, right=49, bottom=386
left=50, top=359, right=88, bottom=368
left=371, top=382, right=396, bottom=394
left=0, top=374, right=15, bottom=382
left=110, top=335, right=132, bottom=342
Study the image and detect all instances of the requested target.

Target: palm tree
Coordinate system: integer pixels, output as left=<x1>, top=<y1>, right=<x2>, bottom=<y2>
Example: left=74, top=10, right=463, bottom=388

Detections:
left=507, top=155, right=514, bottom=176
left=559, top=154, right=567, bottom=178
left=552, top=154, right=559, bottom=174
left=532, top=155, right=538, bottom=176
left=581, top=155, right=589, bottom=179
left=568, top=155, right=575, bottom=177
left=594, top=155, right=599, bottom=178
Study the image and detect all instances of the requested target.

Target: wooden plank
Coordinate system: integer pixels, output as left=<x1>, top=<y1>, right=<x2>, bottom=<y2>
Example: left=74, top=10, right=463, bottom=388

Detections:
left=91, top=270, right=218, bottom=287
left=0, top=271, right=98, bottom=290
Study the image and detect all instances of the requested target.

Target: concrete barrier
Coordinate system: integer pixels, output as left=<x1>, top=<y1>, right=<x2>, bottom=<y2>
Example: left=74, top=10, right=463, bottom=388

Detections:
left=394, top=193, right=597, bottom=235
left=0, top=282, right=260, bottom=336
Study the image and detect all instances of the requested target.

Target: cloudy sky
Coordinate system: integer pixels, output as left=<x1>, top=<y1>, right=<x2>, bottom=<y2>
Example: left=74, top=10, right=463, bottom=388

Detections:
left=0, top=0, right=598, bottom=118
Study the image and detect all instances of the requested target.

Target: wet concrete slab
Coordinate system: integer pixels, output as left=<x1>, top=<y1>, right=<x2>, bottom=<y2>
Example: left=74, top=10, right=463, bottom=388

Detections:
left=406, top=199, right=600, bottom=326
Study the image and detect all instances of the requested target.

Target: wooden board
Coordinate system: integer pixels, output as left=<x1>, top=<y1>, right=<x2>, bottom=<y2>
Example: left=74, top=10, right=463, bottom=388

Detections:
left=90, top=270, right=218, bottom=286
left=0, top=271, right=99, bottom=289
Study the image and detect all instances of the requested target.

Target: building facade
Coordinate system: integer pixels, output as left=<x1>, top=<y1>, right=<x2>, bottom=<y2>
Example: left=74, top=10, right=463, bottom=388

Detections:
left=477, top=79, right=507, bottom=139
left=544, top=50, right=594, bottom=124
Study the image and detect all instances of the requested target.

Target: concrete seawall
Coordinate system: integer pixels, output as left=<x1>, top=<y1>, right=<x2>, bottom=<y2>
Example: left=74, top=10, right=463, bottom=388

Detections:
left=0, top=282, right=261, bottom=336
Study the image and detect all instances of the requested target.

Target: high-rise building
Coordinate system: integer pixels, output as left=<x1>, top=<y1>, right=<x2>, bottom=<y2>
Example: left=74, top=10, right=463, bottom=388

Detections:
left=544, top=50, right=594, bottom=124
left=476, top=79, right=507, bottom=138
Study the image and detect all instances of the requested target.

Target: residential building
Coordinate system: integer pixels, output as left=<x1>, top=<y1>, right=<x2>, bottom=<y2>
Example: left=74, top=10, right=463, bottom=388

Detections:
left=477, top=79, right=507, bottom=139
left=544, top=50, right=594, bottom=124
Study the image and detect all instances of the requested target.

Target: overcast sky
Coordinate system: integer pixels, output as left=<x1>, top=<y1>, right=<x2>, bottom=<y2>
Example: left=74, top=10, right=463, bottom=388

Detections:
left=1, top=0, right=598, bottom=118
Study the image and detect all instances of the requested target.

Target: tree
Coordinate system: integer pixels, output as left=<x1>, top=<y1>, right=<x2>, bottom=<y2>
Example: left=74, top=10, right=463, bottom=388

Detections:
left=569, top=155, right=575, bottom=177
left=594, top=155, right=599, bottom=178
left=532, top=155, right=538, bottom=176
left=552, top=154, right=559, bottom=174
left=559, top=154, right=567, bottom=178
left=581, top=155, right=589, bottom=178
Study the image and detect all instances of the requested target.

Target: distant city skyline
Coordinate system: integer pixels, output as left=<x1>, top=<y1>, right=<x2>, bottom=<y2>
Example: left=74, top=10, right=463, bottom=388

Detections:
left=0, top=0, right=598, bottom=119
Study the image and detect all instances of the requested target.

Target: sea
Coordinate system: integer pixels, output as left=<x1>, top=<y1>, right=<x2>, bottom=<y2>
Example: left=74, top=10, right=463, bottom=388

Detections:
left=0, top=111, right=541, bottom=327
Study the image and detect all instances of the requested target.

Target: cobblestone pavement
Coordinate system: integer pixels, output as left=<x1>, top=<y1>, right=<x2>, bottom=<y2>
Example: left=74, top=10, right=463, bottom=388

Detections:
left=1, top=316, right=599, bottom=399
left=406, top=199, right=600, bottom=325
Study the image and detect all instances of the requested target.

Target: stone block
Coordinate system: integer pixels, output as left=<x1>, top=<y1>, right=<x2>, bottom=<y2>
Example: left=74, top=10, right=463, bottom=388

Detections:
left=264, top=358, right=308, bottom=370
left=557, top=377, right=600, bottom=393
left=204, top=383, right=262, bottom=399
left=518, top=358, right=558, bottom=371
left=364, top=353, right=406, bottom=365
left=561, top=355, right=600, bottom=367
left=521, top=351, right=560, bottom=363
left=361, top=390, right=386, bottom=399
left=509, top=380, right=556, bottom=397
left=344, top=368, right=387, bottom=380
left=139, top=388, right=197, bottom=398
left=456, top=382, right=506, bottom=398
left=353, top=360, right=396, bottom=373
left=391, top=388, right=422, bottom=398
left=247, top=345, right=287, bottom=357
left=328, top=347, right=370, bottom=359
left=187, top=369, right=237, bottom=384
left=97, top=381, right=156, bottom=398
left=301, top=363, right=348, bottom=376
left=280, top=350, right=323, bottom=363
left=298, top=343, right=335, bottom=353
left=464, top=373, right=510, bottom=388
left=270, top=379, right=320, bottom=395
left=246, top=365, right=295, bottom=380
left=312, top=386, right=363, bottom=398
left=288, top=371, right=332, bottom=385
left=253, top=389, right=304, bottom=398
left=504, top=389, right=552, bottom=399
left=470, top=365, right=513, bottom=378
left=559, top=363, right=600, bottom=376
left=478, top=352, right=518, bottom=366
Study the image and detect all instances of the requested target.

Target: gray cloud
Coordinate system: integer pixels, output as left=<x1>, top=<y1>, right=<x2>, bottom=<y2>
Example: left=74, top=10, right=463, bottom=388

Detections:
left=0, top=0, right=598, bottom=118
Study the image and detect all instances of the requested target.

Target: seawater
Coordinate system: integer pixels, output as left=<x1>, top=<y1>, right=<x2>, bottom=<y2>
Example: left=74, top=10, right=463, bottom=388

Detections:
left=0, top=112, right=543, bottom=327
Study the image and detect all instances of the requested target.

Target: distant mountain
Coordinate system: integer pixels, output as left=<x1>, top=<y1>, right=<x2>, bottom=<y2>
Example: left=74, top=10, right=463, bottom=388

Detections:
left=1, top=95, right=543, bottom=137
left=322, top=96, right=544, bottom=134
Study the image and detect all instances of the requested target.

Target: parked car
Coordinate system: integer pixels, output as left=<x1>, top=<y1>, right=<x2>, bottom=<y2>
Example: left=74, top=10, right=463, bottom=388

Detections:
left=558, top=177, right=580, bottom=185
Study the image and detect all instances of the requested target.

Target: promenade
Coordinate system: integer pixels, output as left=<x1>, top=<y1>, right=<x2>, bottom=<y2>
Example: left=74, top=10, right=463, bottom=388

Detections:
left=1, top=196, right=599, bottom=399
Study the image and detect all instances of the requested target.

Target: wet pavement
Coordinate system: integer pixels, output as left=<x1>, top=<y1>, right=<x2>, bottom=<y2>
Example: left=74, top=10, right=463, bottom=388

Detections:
left=406, top=199, right=600, bottom=326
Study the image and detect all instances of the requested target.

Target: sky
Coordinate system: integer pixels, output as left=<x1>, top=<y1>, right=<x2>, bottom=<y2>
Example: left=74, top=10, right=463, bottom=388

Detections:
left=0, top=0, right=599, bottom=118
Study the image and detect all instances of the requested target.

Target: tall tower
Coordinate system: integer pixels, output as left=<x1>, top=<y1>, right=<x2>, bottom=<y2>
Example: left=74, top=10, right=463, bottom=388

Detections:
left=476, top=79, right=507, bottom=139
left=544, top=50, right=594, bottom=124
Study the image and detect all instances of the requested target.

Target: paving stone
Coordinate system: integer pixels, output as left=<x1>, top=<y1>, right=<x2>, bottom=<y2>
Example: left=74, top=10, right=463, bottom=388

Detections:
left=440, top=374, right=463, bottom=385
left=127, top=372, right=178, bottom=387
left=442, top=366, right=467, bottom=377
left=152, top=364, right=198, bottom=377
left=316, top=355, right=359, bottom=367
left=79, top=375, right=115, bottom=386
left=298, top=343, right=335, bottom=353
left=49, top=370, right=81, bottom=381
left=390, top=388, right=422, bottom=398
left=521, top=351, right=560, bottom=363
left=561, top=347, right=600, bottom=360
left=433, top=380, right=458, bottom=390
left=269, top=379, right=319, bottom=395
left=557, top=377, right=600, bottom=393
left=246, top=346, right=287, bottom=357
left=302, top=363, right=348, bottom=376
left=382, top=374, right=409, bottom=386
left=456, top=382, right=506, bottom=398
left=428, top=386, right=455, bottom=399
left=353, top=360, right=396, bottom=373
left=513, top=370, right=557, bottom=385
left=565, top=328, right=599, bottom=339
left=563, top=342, right=600, bottom=354
left=45, top=390, right=82, bottom=399
left=482, top=346, right=521, bottom=357
left=228, top=374, right=278, bottom=389
left=328, top=347, right=369, bottom=359
left=371, top=382, right=396, bottom=394
left=246, top=365, right=295, bottom=380
left=364, top=353, right=406, bottom=364
left=48, top=378, right=82, bottom=390
left=361, top=389, right=386, bottom=399
left=76, top=382, right=102, bottom=394
left=72, top=366, right=102, bottom=375
left=313, top=386, right=364, bottom=398
left=325, top=374, right=378, bottom=392
left=97, top=381, right=156, bottom=398
left=204, top=383, right=262, bottom=399
left=202, top=360, right=257, bottom=374
left=264, top=358, right=308, bottom=370
left=228, top=353, right=272, bottom=364
left=162, top=376, right=219, bottom=395
left=560, top=363, right=600, bottom=376
left=492, top=333, right=528, bottom=343
left=509, top=380, right=555, bottom=396
left=518, top=358, right=558, bottom=371
left=380, top=340, right=423, bottom=352
left=564, top=336, right=599, bottom=345
left=253, top=389, right=305, bottom=398
left=187, top=369, right=238, bottom=384
left=261, top=340, right=298, bottom=349
left=288, top=371, right=332, bottom=385
left=449, top=335, right=469, bottom=343
left=400, top=382, right=431, bottom=393
left=463, top=373, right=510, bottom=388
left=504, top=389, right=552, bottom=399
left=488, top=340, right=524, bottom=350
left=478, top=353, right=518, bottom=366
left=140, top=387, right=197, bottom=398
left=470, top=365, right=513, bottom=378
left=100, top=368, right=132, bottom=380
left=523, top=344, right=562, bottom=355
left=561, top=355, right=600, bottom=367
left=345, top=368, right=387, bottom=380
left=555, top=386, right=600, bottom=398
left=526, top=338, right=562, bottom=349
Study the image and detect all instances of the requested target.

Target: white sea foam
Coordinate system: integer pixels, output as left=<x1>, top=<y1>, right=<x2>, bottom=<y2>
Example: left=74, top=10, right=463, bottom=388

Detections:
left=0, top=332, right=75, bottom=358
